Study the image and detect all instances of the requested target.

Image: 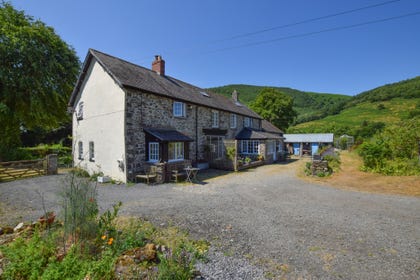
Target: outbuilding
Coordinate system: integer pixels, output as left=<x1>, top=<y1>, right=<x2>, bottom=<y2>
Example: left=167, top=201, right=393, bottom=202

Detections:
left=283, top=133, right=334, bottom=156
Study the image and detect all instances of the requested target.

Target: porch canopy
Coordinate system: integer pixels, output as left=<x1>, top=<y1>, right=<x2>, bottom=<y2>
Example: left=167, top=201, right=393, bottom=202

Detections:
left=144, top=128, right=193, bottom=142
left=235, top=127, right=284, bottom=140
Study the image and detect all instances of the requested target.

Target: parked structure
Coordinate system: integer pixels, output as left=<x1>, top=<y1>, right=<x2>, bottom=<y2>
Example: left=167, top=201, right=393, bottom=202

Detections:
left=68, top=49, right=284, bottom=183
left=284, top=133, right=334, bottom=156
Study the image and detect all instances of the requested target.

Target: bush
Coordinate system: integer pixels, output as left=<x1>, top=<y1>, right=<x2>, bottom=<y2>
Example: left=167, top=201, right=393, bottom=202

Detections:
left=358, top=118, right=420, bottom=175
left=323, top=155, right=341, bottom=173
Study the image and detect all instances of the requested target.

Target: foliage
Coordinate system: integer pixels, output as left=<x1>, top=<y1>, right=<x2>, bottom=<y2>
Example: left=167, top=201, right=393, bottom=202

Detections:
left=346, top=76, right=420, bottom=107
left=209, top=84, right=351, bottom=125
left=324, top=154, right=341, bottom=173
left=358, top=118, right=420, bottom=175
left=226, top=147, right=236, bottom=161
left=61, top=174, right=99, bottom=247
left=0, top=2, right=80, bottom=160
left=250, top=88, right=297, bottom=130
left=288, top=98, right=419, bottom=136
left=1, top=175, right=208, bottom=279
left=0, top=231, right=56, bottom=279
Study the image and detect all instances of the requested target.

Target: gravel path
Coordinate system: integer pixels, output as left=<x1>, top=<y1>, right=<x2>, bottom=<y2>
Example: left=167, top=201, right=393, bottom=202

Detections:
left=1, top=161, right=419, bottom=279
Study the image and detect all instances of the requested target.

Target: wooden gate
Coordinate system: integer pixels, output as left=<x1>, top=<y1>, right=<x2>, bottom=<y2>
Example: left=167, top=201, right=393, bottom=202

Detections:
left=0, top=159, right=46, bottom=182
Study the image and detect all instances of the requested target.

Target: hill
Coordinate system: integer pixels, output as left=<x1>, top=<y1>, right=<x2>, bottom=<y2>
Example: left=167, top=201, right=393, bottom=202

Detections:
left=208, top=85, right=351, bottom=124
left=288, top=76, right=420, bottom=137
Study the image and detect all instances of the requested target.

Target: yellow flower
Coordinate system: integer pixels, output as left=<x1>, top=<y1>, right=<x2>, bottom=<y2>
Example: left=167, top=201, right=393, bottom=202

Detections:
left=107, top=237, right=114, bottom=245
left=101, top=235, right=107, bottom=240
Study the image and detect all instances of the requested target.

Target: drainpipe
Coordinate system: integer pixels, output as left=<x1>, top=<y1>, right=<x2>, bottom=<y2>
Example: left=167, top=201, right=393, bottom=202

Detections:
left=195, top=105, right=198, bottom=165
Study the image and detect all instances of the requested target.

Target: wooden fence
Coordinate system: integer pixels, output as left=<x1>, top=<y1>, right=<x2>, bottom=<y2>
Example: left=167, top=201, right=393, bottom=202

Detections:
left=0, top=154, right=58, bottom=182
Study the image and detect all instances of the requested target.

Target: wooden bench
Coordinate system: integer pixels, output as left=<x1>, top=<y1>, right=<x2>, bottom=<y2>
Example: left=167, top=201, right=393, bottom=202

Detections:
left=136, top=166, right=157, bottom=185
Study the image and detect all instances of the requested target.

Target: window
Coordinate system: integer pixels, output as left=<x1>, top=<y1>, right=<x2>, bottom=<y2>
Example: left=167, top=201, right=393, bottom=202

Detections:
left=173, top=101, right=186, bottom=117
left=244, top=117, right=253, bottom=128
left=212, top=110, right=219, bottom=128
left=148, top=142, right=159, bottom=162
left=89, top=141, right=95, bottom=161
left=76, top=101, right=84, bottom=120
left=230, top=113, right=237, bottom=128
left=78, top=141, right=83, bottom=160
left=241, top=140, right=260, bottom=154
left=168, top=142, right=184, bottom=161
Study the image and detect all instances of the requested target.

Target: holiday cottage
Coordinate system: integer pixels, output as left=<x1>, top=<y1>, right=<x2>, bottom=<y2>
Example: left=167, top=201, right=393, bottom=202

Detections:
left=68, top=49, right=284, bottom=183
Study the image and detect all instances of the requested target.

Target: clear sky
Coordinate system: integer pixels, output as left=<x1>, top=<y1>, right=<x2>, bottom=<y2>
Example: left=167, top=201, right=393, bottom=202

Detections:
left=9, top=0, right=420, bottom=95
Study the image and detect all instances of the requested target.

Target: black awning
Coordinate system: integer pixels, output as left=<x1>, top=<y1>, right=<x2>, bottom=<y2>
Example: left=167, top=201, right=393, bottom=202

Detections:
left=202, top=128, right=227, bottom=136
left=144, top=128, right=193, bottom=142
left=235, top=128, right=284, bottom=140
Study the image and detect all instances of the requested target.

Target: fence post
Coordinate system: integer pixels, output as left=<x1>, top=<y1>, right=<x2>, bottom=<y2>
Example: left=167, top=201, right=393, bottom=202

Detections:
left=46, top=154, right=58, bottom=175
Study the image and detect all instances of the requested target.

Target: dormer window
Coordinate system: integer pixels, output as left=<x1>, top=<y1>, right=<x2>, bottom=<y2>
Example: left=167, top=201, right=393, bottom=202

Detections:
left=230, top=113, right=237, bottom=128
left=173, top=101, right=186, bottom=117
left=212, top=110, right=219, bottom=128
left=76, top=101, right=84, bottom=120
left=244, top=117, right=253, bottom=128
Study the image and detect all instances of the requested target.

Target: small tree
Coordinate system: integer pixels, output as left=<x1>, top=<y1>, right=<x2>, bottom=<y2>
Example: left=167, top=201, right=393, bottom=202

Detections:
left=250, top=88, right=297, bottom=130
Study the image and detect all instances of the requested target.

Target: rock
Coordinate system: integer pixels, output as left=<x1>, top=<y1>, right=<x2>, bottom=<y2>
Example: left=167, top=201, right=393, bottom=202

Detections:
left=14, top=222, right=24, bottom=232
left=1, top=227, right=14, bottom=235
left=114, top=254, right=137, bottom=278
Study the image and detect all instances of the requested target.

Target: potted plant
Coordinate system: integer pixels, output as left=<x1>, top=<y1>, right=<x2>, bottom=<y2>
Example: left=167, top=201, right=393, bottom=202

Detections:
left=245, top=157, right=252, bottom=165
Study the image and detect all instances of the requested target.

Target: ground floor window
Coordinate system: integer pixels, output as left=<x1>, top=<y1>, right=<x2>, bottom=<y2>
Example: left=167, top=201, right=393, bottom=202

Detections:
left=78, top=141, right=83, bottom=160
left=240, top=140, right=260, bottom=154
left=148, top=142, right=159, bottom=162
left=169, top=142, right=184, bottom=161
left=89, top=141, right=95, bottom=161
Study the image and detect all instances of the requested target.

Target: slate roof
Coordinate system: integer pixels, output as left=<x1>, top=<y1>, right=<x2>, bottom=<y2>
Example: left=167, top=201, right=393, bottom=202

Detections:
left=69, top=49, right=261, bottom=119
left=144, top=128, right=193, bottom=142
left=283, top=133, right=334, bottom=143
left=236, top=128, right=284, bottom=140
left=261, top=120, right=283, bottom=135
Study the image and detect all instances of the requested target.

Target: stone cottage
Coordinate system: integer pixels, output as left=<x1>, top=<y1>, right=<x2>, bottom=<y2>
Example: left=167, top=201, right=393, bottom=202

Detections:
left=68, top=49, right=284, bottom=183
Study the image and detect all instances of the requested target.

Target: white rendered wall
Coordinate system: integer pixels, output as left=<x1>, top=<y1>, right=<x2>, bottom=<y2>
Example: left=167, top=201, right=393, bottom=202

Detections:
left=72, top=58, right=127, bottom=182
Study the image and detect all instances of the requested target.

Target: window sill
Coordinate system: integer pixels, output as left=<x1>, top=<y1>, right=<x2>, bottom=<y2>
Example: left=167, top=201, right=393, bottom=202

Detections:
left=168, top=159, right=185, bottom=163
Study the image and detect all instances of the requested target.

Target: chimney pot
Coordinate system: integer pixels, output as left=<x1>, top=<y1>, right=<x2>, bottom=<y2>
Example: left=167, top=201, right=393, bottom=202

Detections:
left=232, top=90, right=239, bottom=102
left=152, top=55, right=165, bottom=75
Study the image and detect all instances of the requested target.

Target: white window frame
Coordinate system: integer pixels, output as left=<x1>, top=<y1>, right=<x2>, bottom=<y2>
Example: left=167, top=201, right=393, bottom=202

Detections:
left=173, top=101, right=186, bottom=117
left=78, top=141, right=83, bottom=160
left=148, top=142, right=159, bottom=162
left=244, top=117, right=253, bottom=128
left=89, top=141, right=95, bottom=161
left=241, top=140, right=260, bottom=154
left=212, top=110, right=219, bottom=128
left=168, top=142, right=184, bottom=161
left=230, top=113, right=237, bottom=128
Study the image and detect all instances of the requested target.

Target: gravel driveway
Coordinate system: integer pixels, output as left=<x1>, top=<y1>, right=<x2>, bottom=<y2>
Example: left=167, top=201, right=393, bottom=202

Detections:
left=1, top=161, right=419, bottom=279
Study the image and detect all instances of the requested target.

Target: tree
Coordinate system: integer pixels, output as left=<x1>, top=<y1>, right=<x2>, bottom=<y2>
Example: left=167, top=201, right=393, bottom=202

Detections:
left=250, top=88, right=297, bottom=130
left=0, top=2, right=80, bottom=160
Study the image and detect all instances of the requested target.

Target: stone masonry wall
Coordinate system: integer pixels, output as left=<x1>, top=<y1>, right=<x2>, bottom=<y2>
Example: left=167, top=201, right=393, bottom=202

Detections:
left=125, top=89, right=259, bottom=181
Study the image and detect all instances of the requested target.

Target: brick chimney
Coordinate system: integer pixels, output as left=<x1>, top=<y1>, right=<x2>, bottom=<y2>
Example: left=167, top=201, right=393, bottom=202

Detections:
left=152, top=55, right=165, bottom=76
left=232, top=90, right=239, bottom=102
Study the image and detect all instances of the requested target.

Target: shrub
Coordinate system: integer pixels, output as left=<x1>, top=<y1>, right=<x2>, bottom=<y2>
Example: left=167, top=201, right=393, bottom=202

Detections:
left=358, top=118, right=420, bottom=175
left=61, top=174, right=98, bottom=247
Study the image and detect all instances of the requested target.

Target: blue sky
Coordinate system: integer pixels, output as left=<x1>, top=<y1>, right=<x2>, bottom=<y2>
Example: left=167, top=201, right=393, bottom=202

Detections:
left=9, top=0, right=420, bottom=95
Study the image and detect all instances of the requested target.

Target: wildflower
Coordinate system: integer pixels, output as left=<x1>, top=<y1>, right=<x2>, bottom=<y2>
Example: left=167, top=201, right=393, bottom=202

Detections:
left=107, top=237, right=114, bottom=245
left=101, top=235, right=107, bottom=240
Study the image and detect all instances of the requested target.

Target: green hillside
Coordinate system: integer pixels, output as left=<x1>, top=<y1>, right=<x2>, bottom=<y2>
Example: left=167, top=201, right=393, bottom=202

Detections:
left=208, top=84, right=351, bottom=124
left=288, top=76, right=420, bottom=136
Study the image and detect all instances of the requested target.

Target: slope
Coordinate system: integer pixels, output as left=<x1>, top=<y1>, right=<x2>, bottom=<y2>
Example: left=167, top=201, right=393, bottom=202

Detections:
left=208, top=84, right=351, bottom=124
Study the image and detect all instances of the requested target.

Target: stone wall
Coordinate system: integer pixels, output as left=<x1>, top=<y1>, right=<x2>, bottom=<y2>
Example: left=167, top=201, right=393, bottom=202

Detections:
left=311, top=160, right=329, bottom=175
left=124, top=89, right=260, bottom=181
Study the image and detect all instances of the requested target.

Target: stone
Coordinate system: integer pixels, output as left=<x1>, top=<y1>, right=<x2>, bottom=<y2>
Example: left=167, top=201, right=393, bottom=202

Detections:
left=14, top=222, right=24, bottom=232
left=135, top=243, right=157, bottom=262
left=2, top=227, right=13, bottom=235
